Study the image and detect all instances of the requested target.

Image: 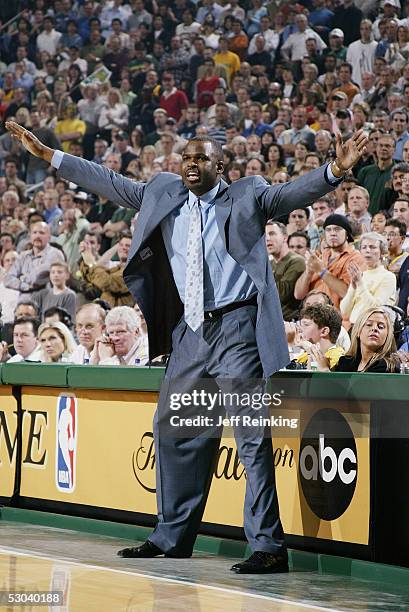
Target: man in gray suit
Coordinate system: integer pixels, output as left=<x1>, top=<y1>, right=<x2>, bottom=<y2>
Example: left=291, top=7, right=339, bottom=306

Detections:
left=6, top=120, right=367, bottom=573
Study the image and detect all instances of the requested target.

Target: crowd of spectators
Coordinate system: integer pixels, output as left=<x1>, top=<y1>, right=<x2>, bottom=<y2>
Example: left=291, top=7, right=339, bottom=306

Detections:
left=1, top=0, right=409, bottom=372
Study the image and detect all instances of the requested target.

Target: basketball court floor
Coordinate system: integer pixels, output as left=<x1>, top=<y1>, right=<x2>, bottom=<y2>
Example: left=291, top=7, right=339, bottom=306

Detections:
left=0, top=522, right=408, bottom=611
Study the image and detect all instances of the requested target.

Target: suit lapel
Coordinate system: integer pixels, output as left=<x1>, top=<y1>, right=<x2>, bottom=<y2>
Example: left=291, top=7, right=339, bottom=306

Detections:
left=132, top=182, right=188, bottom=254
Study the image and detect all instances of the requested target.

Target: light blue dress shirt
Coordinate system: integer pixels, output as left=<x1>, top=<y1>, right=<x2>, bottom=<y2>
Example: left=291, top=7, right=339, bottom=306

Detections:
left=51, top=151, right=340, bottom=310
left=160, top=183, right=257, bottom=310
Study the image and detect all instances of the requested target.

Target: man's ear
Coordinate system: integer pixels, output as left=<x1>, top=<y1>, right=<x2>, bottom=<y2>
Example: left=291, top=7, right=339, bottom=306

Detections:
left=320, top=325, right=330, bottom=340
left=216, top=160, right=224, bottom=174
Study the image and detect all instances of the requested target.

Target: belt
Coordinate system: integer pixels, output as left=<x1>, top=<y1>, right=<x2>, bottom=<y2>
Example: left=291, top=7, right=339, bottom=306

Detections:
left=203, top=296, right=257, bottom=320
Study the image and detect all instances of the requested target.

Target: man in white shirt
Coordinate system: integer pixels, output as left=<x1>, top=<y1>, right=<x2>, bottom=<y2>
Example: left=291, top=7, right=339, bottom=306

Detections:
left=346, top=19, right=377, bottom=87
left=91, top=306, right=149, bottom=366
left=175, top=9, right=202, bottom=42
left=71, top=303, right=106, bottom=365
left=248, top=15, right=279, bottom=56
left=36, top=16, right=62, bottom=56
left=281, top=14, right=326, bottom=62
left=1, top=317, right=42, bottom=363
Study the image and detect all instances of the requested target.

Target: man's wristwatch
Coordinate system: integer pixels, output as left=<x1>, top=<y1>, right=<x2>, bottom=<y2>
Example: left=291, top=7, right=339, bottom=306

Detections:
left=330, top=159, right=347, bottom=178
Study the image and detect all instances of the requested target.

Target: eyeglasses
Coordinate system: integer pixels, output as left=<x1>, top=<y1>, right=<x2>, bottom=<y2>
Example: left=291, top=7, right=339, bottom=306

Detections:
left=385, top=233, right=401, bottom=238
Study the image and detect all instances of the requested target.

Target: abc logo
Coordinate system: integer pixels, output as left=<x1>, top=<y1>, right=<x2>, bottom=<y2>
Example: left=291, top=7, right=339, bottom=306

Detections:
left=299, top=408, right=357, bottom=521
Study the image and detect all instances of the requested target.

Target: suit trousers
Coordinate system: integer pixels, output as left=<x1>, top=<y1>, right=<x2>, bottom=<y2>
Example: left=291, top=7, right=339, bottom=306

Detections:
left=148, top=303, right=286, bottom=557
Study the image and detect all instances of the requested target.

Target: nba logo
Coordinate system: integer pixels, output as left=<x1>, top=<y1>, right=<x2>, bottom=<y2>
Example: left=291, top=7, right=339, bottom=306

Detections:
left=56, top=395, right=77, bottom=492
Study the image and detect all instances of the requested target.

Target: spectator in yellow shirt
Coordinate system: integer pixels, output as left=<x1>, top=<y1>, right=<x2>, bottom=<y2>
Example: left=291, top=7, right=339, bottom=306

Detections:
left=214, top=36, right=240, bottom=86
left=54, top=101, right=86, bottom=152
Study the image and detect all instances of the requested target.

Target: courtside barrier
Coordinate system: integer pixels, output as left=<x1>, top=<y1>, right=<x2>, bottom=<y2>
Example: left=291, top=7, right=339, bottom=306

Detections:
left=0, top=365, right=408, bottom=567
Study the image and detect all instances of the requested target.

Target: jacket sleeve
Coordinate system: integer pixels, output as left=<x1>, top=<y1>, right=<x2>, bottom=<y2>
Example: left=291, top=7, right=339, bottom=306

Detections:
left=57, top=153, right=146, bottom=211
left=254, top=164, right=341, bottom=221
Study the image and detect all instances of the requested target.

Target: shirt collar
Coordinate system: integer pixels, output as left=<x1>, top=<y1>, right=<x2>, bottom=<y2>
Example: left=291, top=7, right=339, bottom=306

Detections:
left=31, top=244, right=50, bottom=258
left=323, top=242, right=354, bottom=259
left=187, top=182, right=220, bottom=210
left=123, top=338, right=142, bottom=363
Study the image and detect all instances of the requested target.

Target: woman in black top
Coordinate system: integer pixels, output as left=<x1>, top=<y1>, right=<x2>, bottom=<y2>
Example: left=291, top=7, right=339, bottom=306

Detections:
left=332, top=307, right=400, bottom=373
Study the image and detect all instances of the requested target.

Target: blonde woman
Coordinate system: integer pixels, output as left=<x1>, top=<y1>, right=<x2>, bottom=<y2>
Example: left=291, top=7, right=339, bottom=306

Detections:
left=332, top=307, right=400, bottom=373
left=14, top=107, right=31, bottom=129
left=38, top=321, right=77, bottom=363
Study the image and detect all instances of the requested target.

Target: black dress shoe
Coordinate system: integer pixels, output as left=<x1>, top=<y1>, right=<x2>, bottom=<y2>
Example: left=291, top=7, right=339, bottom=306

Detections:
left=117, top=540, right=164, bottom=558
left=231, top=551, right=289, bottom=574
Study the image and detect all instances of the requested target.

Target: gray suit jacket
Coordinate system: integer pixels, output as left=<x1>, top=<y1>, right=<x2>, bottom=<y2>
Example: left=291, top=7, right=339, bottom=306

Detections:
left=57, top=155, right=340, bottom=376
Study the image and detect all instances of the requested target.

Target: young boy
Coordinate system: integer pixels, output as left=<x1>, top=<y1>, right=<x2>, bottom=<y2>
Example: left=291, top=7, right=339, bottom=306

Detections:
left=34, top=261, right=77, bottom=323
left=293, top=303, right=345, bottom=370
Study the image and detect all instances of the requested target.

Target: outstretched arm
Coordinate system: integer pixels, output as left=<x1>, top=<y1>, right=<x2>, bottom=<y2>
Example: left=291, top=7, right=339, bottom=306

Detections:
left=5, top=121, right=145, bottom=211
left=257, top=130, right=368, bottom=221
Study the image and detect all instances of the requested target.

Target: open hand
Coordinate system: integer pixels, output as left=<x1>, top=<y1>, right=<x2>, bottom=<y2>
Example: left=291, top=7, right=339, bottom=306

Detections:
left=5, top=121, right=52, bottom=161
left=306, top=251, right=324, bottom=275
left=348, top=262, right=362, bottom=288
left=308, top=344, right=330, bottom=371
left=335, top=129, right=368, bottom=173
